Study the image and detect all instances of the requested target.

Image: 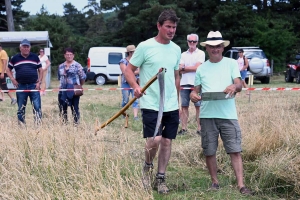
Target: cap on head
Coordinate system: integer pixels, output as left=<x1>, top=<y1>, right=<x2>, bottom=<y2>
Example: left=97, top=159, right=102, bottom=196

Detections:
left=200, top=31, right=230, bottom=47
left=20, top=39, right=31, bottom=46
left=126, top=45, right=136, bottom=52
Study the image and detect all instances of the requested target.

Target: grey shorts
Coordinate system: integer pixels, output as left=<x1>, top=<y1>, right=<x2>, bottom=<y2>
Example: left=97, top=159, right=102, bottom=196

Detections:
left=200, top=118, right=242, bottom=156
left=180, top=84, right=201, bottom=107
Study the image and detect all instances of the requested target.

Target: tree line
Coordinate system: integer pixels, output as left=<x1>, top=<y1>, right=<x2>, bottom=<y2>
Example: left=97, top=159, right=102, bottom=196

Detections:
left=0, top=0, right=299, bottom=73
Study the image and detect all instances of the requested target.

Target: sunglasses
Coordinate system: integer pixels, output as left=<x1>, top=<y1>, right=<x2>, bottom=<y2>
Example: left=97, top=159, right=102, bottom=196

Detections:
left=187, top=40, right=198, bottom=43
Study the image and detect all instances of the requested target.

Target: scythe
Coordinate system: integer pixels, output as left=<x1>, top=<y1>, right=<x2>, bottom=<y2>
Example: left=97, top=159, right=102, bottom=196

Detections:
left=95, top=68, right=165, bottom=135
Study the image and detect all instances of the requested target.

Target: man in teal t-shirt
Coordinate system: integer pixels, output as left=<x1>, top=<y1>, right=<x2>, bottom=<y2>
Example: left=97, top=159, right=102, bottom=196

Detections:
left=190, top=31, right=254, bottom=195
left=125, top=9, right=181, bottom=194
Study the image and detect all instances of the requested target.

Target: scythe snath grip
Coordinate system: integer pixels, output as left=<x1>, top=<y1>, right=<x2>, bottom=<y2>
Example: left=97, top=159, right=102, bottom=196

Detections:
left=95, top=68, right=165, bottom=135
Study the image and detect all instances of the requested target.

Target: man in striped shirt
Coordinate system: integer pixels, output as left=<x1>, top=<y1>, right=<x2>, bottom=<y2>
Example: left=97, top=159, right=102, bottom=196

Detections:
left=7, top=39, right=43, bottom=125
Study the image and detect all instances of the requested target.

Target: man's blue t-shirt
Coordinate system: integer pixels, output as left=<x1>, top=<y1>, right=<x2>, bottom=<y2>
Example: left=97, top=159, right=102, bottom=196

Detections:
left=9, top=53, right=41, bottom=84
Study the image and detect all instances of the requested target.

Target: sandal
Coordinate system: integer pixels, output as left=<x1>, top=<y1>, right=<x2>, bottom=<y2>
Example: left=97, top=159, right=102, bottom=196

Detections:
left=240, top=186, right=254, bottom=195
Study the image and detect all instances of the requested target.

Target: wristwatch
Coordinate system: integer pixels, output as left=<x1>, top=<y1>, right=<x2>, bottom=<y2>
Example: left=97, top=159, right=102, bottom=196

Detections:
left=182, top=66, right=185, bottom=71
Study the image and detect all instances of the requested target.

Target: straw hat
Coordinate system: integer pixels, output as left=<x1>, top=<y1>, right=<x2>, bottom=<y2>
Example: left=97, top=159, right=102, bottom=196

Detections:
left=126, top=45, right=136, bottom=52
left=200, top=31, right=230, bottom=47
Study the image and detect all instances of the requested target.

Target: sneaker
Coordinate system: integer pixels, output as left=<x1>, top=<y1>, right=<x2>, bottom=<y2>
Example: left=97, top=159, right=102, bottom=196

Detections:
left=240, top=186, right=254, bottom=195
left=142, top=162, right=153, bottom=189
left=178, top=129, right=187, bottom=135
left=11, top=98, right=17, bottom=105
left=134, top=117, right=139, bottom=121
left=154, top=174, right=169, bottom=194
left=208, top=183, right=220, bottom=191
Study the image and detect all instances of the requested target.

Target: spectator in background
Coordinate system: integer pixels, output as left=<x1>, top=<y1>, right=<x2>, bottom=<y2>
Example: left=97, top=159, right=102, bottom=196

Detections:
left=119, top=45, right=140, bottom=120
left=7, top=39, right=43, bottom=125
left=58, top=48, right=86, bottom=125
left=178, top=33, right=205, bottom=135
left=237, top=49, right=249, bottom=95
left=0, top=43, right=17, bottom=104
left=38, top=48, right=51, bottom=96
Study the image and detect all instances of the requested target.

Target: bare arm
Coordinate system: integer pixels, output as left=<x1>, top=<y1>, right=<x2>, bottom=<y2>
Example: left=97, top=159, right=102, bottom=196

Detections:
left=190, top=85, right=202, bottom=103
left=120, top=63, right=127, bottom=74
left=6, top=67, right=18, bottom=87
left=242, top=57, right=249, bottom=71
left=179, top=62, right=202, bottom=74
left=244, top=58, right=249, bottom=70
left=1, top=59, right=7, bottom=73
left=45, top=59, right=51, bottom=70
left=0, top=59, right=7, bottom=79
left=36, top=67, right=43, bottom=89
left=175, top=69, right=180, bottom=104
left=125, top=63, right=142, bottom=98
left=223, top=77, right=242, bottom=96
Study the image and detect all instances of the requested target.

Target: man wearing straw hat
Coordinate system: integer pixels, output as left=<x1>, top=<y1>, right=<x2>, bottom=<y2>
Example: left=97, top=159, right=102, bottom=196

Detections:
left=190, top=31, right=254, bottom=195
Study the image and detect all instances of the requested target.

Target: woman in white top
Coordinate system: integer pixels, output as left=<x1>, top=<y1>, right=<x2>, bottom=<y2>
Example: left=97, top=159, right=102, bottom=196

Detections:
left=237, top=49, right=249, bottom=95
left=38, top=49, right=51, bottom=95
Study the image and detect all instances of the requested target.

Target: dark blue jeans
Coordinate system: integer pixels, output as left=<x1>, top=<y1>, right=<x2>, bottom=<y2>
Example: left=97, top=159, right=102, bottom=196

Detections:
left=16, top=83, right=42, bottom=124
left=58, top=92, right=80, bottom=124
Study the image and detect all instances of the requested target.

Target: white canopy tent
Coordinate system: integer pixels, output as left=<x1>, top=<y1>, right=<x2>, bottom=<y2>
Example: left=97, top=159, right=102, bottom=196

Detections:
left=0, top=31, right=52, bottom=48
left=0, top=31, right=52, bottom=89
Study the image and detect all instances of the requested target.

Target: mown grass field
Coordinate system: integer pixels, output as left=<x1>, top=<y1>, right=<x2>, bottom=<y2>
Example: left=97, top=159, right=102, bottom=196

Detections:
left=0, top=75, right=299, bottom=200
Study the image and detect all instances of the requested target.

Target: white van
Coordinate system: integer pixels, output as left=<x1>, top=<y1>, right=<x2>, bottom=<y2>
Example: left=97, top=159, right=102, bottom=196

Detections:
left=86, top=47, right=126, bottom=85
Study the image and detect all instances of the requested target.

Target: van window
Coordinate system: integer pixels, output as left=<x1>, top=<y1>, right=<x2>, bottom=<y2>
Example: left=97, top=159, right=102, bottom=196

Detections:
left=108, top=53, right=123, bottom=64
left=224, top=51, right=231, bottom=58
left=232, top=52, right=239, bottom=59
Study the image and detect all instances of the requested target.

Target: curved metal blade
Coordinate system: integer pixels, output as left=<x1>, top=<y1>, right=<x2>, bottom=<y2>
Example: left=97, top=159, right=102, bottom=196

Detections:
left=153, top=68, right=165, bottom=139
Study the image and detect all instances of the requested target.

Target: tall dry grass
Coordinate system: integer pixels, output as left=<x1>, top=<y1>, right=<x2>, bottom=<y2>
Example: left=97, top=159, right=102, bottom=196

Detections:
left=0, top=79, right=300, bottom=198
left=0, top=83, right=152, bottom=199
left=175, top=90, right=300, bottom=196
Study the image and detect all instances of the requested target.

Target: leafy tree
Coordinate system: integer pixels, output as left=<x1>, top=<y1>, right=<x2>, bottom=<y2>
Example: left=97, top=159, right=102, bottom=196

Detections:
left=85, top=14, right=107, bottom=38
left=100, top=0, right=194, bottom=49
left=24, top=8, right=87, bottom=71
left=0, top=0, right=29, bottom=31
left=84, top=0, right=101, bottom=15
left=251, top=16, right=298, bottom=65
left=63, top=3, right=88, bottom=35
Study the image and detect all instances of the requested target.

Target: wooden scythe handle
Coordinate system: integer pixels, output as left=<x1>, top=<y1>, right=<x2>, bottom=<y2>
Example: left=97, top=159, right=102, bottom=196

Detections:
left=95, top=69, right=162, bottom=135
left=121, top=112, right=129, bottom=128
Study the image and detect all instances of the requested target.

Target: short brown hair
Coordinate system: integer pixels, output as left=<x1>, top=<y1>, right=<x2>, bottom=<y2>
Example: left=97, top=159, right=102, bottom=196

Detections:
left=157, top=9, right=180, bottom=25
left=64, top=47, right=74, bottom=54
